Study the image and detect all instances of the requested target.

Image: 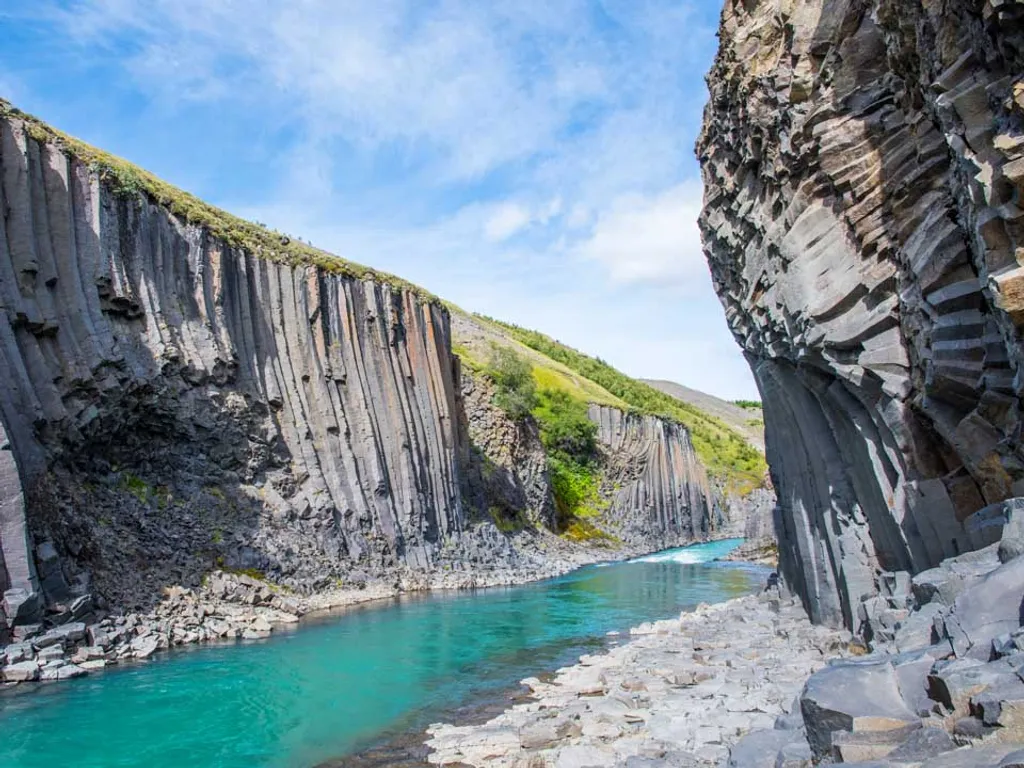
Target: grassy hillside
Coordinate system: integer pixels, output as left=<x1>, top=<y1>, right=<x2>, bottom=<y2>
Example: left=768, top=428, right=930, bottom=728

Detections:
left=476, top=316, right=768, bottom=494
left=642, top=379, right=765, bottom=454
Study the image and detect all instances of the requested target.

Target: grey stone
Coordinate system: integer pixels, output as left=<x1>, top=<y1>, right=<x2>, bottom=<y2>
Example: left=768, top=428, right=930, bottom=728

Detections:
left=947, top=558, right=1024, bottom=655
left=698, top=0, right=1024, bottom=628
left=130, top=636, right=159, bottom=660
left=3, top=589, right=41, bottom=626
left=928, top=659, right=1017, bottom=716
left=831, top=724, right=922, bottom=763
left=727, top=729, right=799, bottom=768
left=800, top=661, right=919, bottom=759
left=885, top=727, right=956, bottom=762
left=970, top=678, right=1024, bottom=728
left=2, top=660, right=39, bottom=682
left=775, top=738, right=812, bottom=768
left=920, top=745, right=1024, bottom=768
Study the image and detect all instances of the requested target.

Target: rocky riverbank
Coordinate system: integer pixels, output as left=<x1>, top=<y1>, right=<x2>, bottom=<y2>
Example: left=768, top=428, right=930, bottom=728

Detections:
left=425, top=591, right=846, bottom=766
left=0, top=531, right=709, bottom=687
left=427, top=502, right=1024, bottom=768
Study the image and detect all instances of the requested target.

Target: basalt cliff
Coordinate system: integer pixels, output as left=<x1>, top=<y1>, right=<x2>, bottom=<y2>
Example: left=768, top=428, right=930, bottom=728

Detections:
left=0, top=100, right=758, bottom=673
left=699, top=0, right=1024, bottom=627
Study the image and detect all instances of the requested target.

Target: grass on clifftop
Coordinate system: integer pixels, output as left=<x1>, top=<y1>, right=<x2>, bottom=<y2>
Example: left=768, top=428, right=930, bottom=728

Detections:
left=0, top=98, right=434, bottom=300
left=479, top=316, right=768, bottom=494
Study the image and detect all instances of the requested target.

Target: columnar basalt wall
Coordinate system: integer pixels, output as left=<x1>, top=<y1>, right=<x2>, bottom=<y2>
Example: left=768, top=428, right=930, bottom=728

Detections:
left=699, top=0, right=1024, bottom=626
left=0, top=112, right=466, bottom=616
left=589, top=405, right=716, bottom=547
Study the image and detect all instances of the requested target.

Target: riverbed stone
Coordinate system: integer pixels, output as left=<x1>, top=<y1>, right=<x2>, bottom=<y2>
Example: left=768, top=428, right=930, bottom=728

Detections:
left=800, top=661, right=919, bottom=759
left=3, top=660, right=39, bottom=682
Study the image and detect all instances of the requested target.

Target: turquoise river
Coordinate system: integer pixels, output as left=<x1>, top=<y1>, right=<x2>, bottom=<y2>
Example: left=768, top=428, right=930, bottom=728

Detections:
left=0, top=539, right=768, bottom=767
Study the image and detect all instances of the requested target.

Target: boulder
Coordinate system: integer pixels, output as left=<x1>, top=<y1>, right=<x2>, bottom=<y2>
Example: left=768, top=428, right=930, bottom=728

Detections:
left=775, top=738, right=812, bottom=768
left=131, top=636, right=159, bottom=660
left=800, top=661, right=919, bottom=759
left=831, top=723, right=921, bottom=763
left=919, top=745, right=1024, bottom=768
left=928, top=659, right=1018, bottom=716
left=947, top=557, right=1024, bottom=655
left=727, top=729, right=800, bottom=768
left=2, top=660, right=39, bottom=682
left=971, top=678, right=1024, bottom=735
left=3, top=589, right=41, bottom=626
left=885, top=727, right=956, bottom=762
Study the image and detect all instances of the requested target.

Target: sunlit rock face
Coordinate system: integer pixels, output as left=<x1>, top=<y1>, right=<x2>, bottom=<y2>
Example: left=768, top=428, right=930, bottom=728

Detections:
left=699, top=0, right=1024, bottom=626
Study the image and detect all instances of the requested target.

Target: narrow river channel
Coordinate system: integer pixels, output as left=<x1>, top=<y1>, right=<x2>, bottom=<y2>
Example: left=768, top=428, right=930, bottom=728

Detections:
left=0, top=539, right=769, bottom=768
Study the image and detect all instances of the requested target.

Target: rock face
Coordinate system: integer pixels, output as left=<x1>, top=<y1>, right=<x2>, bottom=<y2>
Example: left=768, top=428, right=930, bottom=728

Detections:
left=0, top=108, right=465, bottom=614
left=589, top=405, right=716, bottom=547
left=699, top=0, right=1024, bottom=626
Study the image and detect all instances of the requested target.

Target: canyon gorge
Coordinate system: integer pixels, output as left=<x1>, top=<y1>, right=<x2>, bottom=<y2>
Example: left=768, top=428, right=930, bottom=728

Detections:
left=0, top=99, right=766, bottom=674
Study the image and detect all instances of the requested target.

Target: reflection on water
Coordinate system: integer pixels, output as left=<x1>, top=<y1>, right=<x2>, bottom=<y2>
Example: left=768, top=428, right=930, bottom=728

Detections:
left=0, top=539, right=767, bottom=768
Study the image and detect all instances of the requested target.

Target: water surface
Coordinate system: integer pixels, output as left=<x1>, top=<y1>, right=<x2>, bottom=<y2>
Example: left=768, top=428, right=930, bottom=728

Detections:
left=0, top=538, right=767, bottom=767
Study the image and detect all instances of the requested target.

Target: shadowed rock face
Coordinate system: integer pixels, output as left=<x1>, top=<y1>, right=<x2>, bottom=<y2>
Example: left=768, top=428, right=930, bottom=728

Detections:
left=699, top=0, right=1024, bottom=626
left=589, top=405, right=716, bottom=547
left=0, top=113, right=464, bottom=612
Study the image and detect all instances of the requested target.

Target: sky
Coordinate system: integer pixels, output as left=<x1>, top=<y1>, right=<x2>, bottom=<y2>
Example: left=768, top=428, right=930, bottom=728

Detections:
left=0, top=0, right=759, bottom=400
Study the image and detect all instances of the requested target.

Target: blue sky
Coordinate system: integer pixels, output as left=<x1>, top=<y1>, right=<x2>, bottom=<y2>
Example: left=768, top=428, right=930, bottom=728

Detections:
left=0, top=0, right=758, bottom=400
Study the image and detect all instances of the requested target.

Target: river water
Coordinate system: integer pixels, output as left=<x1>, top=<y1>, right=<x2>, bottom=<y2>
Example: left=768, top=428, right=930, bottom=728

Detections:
left=0, top=539, right=768, bottom=768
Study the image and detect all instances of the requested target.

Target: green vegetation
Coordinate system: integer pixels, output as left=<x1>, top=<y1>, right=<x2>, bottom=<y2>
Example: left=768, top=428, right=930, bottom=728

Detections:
left=0, top=99, right=434, bottom=300
left=488, top=506, right=529, bottom=533
left=480, top=316, right=768, bottom=493
left=534, top=389, right=597, bottom=459
left=487, top=345, right=538, bottom=420
left=532, top=388, right=607, bottom=532
left=562, top=518, right=620, bottom=546
left=119, top=473, right=150, bottom=503
left=734, top=400, right=763, bottom=410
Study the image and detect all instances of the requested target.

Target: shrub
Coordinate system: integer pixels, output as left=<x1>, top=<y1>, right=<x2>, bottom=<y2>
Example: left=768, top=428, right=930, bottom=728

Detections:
left=533, top=389, right=598, bottom=460
left=548, top=455, right=603, bottom=526
left=734, top=400, right=762, bottom=410
left=487, top=346, right=538, bottom=420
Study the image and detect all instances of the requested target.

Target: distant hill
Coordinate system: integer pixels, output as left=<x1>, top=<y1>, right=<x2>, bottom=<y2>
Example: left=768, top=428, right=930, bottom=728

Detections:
left=641, top=380, right=765, bottom=454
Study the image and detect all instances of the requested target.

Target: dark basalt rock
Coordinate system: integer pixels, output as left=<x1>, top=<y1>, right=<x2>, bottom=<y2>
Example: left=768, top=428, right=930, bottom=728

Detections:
left=699, top=0, right=1024, bottom=628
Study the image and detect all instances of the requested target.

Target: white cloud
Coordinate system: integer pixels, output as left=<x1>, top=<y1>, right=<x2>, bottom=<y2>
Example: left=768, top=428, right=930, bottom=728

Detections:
left=574, top=182, right=708, bottom=289
left=11, top=0, right=758, bottom=399
left=484, top=203, right=532, bottom=242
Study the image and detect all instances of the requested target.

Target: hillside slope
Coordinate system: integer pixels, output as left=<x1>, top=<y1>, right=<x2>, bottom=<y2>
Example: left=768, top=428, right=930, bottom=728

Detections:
left=476, top=317, right=769, bottom=495
left=642, top=379, right=764, bottom=453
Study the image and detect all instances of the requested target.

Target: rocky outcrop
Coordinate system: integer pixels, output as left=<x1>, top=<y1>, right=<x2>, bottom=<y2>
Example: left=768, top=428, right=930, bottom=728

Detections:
left=722, top=487, right=779, bottom=566
left=699, top=0, right=1024, bottom=626
left=458, top=371, right=555, bottom=530
left=0, top=107, right=470, bottom=620
left=589, top=404, right=716, bottom=548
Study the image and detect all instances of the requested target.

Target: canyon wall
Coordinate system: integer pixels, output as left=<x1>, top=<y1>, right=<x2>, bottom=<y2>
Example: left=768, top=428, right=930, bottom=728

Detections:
left=589, top=405, right=716, bottom=548
left=0, top=109, right=466, bottom=619
left=699, top=0, right=1024, bottom=626
left=0, top=102, right=724, bottom=630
